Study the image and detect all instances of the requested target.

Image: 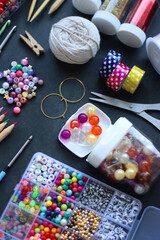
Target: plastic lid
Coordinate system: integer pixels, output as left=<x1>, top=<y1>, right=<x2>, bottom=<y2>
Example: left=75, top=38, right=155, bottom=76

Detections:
left=72, top=0, right=101, bottom=15
left=146, top=36, right=160, bottom=75
left=87, top=117, right=132, bottom=168
left=92, top=10, right=121, bottom=35
left=117, top=23, right=146, bottom=48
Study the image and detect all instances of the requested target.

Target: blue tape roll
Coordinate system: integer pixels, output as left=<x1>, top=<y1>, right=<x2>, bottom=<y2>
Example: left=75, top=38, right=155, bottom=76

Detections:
left=99, top=50, right=122, bottom=79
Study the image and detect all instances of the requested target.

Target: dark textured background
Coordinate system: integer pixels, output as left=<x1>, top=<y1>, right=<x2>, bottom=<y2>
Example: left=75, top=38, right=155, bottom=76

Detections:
left=0, top=0, right=160, bottom=228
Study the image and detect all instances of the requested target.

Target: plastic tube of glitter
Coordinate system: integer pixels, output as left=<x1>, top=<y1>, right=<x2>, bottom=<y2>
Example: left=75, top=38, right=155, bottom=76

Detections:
left=117, top=0, right=159, bottom=48
left=92, top=0, right=131, bottom=35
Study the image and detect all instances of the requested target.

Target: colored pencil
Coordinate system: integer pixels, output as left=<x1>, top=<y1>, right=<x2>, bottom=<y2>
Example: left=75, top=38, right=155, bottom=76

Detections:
left=30, top=0, right=50, bottom=22
left=0, top=122, right=17, bottom=142
left=0, top=111, right=8, bottom=123
left=0, top=119, right=9, bottom=132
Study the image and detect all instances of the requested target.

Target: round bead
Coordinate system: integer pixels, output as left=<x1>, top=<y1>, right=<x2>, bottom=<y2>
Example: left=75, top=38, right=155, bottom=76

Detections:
left=20, top=97, right=27, bottom=104
left=21, top=58, right=28, bottom=66
left=70, top=119, right=80, bottom=129
left=16, top=64, right=22, bottom=70
left=78, top=113, right=88, bottom=123
left=114, top=169, right=125, bottom=180
left=89, top=115, right=99, bottom=125
left=2, top=82, right=9, bottom=89
left=119, top=153, right=129, bottom=164
left=38, top=79, right=44, bottom=85
left=60, top=219, right=67, bottom=226
left=11, top=61, right=17, bottom=67
left=86, top=106, right=96, bottom=117
left=86, top=134, right=97, bottom=145
left=125, top=168, right=137, bottom=179
left=7, top=97, right=14, bottom=104
left=16, top=70, right=23, bottom=77
left=60, top=129, right=71, bottom=140
left=81, top=122, right=92, bottom=133
left=13, top=106, right=21, bottom=114
left=91, top=125, right=102, bottom=136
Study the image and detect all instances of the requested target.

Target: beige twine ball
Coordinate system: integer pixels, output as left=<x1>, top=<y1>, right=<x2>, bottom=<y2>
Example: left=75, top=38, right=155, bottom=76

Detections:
left=49, top=16, right=101, bottom=64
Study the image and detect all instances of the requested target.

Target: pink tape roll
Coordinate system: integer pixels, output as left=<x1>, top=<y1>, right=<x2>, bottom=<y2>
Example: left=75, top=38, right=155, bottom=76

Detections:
left=106, top=62, right=131, bottom=91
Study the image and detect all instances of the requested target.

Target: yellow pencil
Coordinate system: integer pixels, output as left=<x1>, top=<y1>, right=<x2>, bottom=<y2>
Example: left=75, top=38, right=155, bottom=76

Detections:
left=30, top=0, right=50, bottom=22
left=0, top=122, right=17, bottom=142
left=0, top=119, right=9, bottom=133
left=27, top=0, right=37, bottom=21
left=48, top=0, right=65, bottom=14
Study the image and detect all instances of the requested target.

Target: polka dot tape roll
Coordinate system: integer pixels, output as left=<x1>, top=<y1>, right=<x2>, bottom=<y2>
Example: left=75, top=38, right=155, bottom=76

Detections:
left=106, top=63, right=131, bottom=91
left=100, top=50, right=122, bottom=79
left=122, top=66, right=145, bottom=94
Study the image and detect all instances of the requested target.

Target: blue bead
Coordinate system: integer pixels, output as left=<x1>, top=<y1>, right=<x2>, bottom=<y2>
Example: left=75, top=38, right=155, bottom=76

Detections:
left=66, top=169, right=72, bottom=175
left=40, top=212, right=46, bottom=218
left=78, top=180, right=85, bottom=186
left=11, top=67, right=16, bottom=72
left=54, top=210, right=60, bottom=216
left=38, top=219, right=44, bottom=225
left=52, top=196, right=57, bottom=201
left=77, top=173, right=83, bottom=180
left=54, top=217, right=61, bottom=224
left=28, top=69, right=34, bottom=75
left=66, top=189, right=72, bottom=196
left=22, top=66, right=28, bottom=73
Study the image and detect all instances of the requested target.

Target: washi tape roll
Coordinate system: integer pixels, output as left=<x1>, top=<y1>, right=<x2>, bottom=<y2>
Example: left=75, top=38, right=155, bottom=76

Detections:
left=122, top=66, right=145, bottom=94
left=106, top=63, right=131, bottom=91
left=99, top=50, right=122, bottom=79
left=146, top=34, right=160, bottom=75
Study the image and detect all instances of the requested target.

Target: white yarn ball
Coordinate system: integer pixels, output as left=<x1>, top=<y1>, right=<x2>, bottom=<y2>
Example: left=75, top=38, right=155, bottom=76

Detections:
left=49, top=16, right=101, bottom=64
left=72, top=0, right=102, bottom=15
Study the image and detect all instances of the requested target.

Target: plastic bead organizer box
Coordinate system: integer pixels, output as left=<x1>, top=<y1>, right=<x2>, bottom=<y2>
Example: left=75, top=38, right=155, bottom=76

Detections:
left=0, top=152, right=142, bottom=240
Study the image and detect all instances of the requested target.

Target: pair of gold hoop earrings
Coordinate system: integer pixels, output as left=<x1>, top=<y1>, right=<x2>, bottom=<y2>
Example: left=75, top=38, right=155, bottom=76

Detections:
left=41, top=77, right=85, bottom=119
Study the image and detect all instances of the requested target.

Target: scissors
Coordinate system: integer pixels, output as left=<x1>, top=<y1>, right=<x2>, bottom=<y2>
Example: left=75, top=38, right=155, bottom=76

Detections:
left=90, top=92, right=160, bottom=131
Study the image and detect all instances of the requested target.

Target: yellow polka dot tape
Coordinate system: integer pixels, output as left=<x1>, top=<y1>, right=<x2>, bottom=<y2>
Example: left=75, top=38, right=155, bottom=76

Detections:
left=122, top=66, right=145, bottom=94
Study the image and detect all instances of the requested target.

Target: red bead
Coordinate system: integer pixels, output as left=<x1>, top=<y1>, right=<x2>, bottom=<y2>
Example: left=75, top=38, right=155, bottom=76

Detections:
left=0, top=2, right=4, bottom=8
left=43, top=221, right=49, bottom=227
left=32, top=223, right=38, bottom=229
left=91, top=125, right=102, bottom=136
left=139, top=160, right=150, bottom=172
left=50, top=233, right=55, bottom=238
left=127, top=147, right=138, bottom=158
left=70, top=119, right=80, bottom=129
left=0, top=7, right=4, bottom=14
left=82, top=176, right=88, bottom=182
left=56, top=227, right=62, bottom=233
left=89, top=115, right=99, bottom=125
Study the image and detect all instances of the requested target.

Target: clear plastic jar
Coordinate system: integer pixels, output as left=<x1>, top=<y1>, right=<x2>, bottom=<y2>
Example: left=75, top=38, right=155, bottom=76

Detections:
left=87, top=117, right=160, bottom=194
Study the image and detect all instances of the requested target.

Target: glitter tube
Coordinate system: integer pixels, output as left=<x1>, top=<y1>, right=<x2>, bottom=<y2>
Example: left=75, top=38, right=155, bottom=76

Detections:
left=117, top=0, right=159, bottom=48
left=92, top=0, right=130, bottom=35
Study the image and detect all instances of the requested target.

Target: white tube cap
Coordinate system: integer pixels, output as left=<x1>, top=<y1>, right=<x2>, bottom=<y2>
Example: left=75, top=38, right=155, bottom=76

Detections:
left=92, top=10, right=121, bottom=35
left=117, top=23, right=146, bottom=48
left=146, top=35, right=160, bottom=75
left=72, top=0, right=101, bottom=15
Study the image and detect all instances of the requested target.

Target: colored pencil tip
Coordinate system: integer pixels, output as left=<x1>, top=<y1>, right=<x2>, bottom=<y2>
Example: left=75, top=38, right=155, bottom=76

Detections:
left=4, top=111, right=8, bottom=116
left=0, top=107, right=4, bottom=111
left=13, top=122, right=17, bottom=126
left=5, top=119, right=9, bottom=123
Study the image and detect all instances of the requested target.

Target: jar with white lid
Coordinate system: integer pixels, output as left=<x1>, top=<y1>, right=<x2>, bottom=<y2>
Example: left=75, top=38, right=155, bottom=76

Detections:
left=87, top=117, right=160, bottom=194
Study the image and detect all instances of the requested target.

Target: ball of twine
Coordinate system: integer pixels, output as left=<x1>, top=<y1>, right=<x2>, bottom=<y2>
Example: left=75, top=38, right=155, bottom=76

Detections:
left=49, top=16, right=101, bottom=64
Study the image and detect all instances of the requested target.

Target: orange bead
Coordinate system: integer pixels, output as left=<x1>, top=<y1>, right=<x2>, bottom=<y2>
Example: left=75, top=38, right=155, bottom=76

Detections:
left=60, top=190, right=66, bottom=196
left=91, top=125, right=102, bottom=136
left=43, top=188, right=49, bottom=194
left=89, top=115, right=99, bottom=125
left=39, top=225, right=44, bottom=230
left=56, top=227, right=62, bottom=233
left=23, top=197, right=30, bottom=204
left=70, top=119, right=80, bottom=129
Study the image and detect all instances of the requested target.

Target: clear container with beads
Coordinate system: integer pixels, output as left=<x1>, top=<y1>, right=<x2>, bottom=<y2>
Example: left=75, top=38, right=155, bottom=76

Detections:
left=0, top=0, right=26, bottom=27
left=87, top=117, right=160, bottom=195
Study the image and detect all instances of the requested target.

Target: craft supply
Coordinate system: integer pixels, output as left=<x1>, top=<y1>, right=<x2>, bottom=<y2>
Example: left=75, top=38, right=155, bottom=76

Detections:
left=59, top=103, right=111, bottom=157
left=92, top=0, right=130, bottom=35
left=0, top=19, right=11, bottom=36
left=0, top=111, right=8, bottom=123
left=48, top=0, right=65, bottom=14
left=49, top=16, right=100, bottom=64
left=27, top=0, right=37, bottom=21
left=90, top=92, right=160, bottom=130
left=0, top=107, right=3, bottom=112
left=0, top=136, right=32, bottom=181
left=30, top=0, right=50, bottom=22
left=122, top=65, right=145, bottom=94
left=59, top=77, right=85, bottom=103
left=0, top=25, right=16, bottom=53
left=106, top=62, right=131, bottom=91
left=19, top=31, right=45, bottom=56
left=146, top=33, right=160, bottom=75
left=1, top=57, right=44, bottom=114
left=86, top=117, right=160, bottom=194
left=0, top=152, right=142, bottom=240
left=99, top=50, right=122, bottom=79
left=41, top=93, right=68, bottom=119
left=0, top=118, right=9, bottom=132
left=72, top=0, right=101, bottom=15
left=117, top=0, right=159, bottom=48
left=0, top=121, right=17, bottom=142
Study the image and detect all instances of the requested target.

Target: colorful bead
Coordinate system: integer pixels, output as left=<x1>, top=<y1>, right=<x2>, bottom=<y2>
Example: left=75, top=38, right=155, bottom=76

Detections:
left=60, top=129, right=71, bottom=140
left=70, top=119, right=80, bottom=129
left=86, top=105, right=96, bottom=117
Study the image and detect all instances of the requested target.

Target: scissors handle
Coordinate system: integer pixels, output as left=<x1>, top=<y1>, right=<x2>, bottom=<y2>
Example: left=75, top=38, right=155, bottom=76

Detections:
left=138, top=111, right=160, bottom=131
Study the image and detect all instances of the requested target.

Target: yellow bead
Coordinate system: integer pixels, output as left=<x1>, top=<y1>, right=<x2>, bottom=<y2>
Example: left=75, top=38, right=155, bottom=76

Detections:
left=86, top=134, right=97, bottom=145
left=61, top=179, right=65, bottom=185
left=51, top=227, right=57, bottom=233
left=86, top=106, right=96, bottom=117
left=44, top=227, right=50, bottom=232
left=72, top=177, right=77, bottom=183
left=126, top=162, right=138, bottom=173
left=22, top=92, right=28, bottom=98
left=57, top=195, right=62, bottom=201
left=46, top=200, right=52, bottom=207
left=125, top=168, right=137, bottom=179
left=114, top=169, right=125, bottom=180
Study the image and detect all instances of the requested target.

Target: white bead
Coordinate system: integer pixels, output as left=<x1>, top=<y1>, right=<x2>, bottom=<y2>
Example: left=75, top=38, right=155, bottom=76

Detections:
left=11, top=61, right=17, bottom=67
left=60, top=219, right=67, bottom=226
left=113, top=150, right=121, bottom=159
left=2, top=82, right=9, bottom=89
left=81, top=122, right=92, bottom=133
left=35, top=154, right=42, bottom=161
left=119, top=153, right=129, bottom=164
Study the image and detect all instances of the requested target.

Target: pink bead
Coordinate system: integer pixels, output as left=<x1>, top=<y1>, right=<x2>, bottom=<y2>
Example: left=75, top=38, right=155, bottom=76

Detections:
left=16, top=70, right=23, bottom=77
left=18, top=82, right=24, bottom=88
left=29, top=229, right=35, bottom=236
left=51, top=193, right=56, bottom=197
left=55, top=180, right=61, bottom=186
left=52, top=203, right=57, bottom=209
left=24, top=79, right=29, bottom=85
left=13, top=106, right=21, bottom=114
left=20, top=97, right=27, bottom=104
left=70, top=195, right=76, bottom=200
left=78, top=186, right=83, bottom=192
left=10, top=92, right=16, bottom=98
left=67, top=208, right=72, bottom=213
left=72, top=182, right=78, bottom=188
left=16, top=102, right=22, bottom=107
left=27, top=94, right=32, bottom=100
left=55, top=207, right=61, bottom=211
left=72, top=187, right=78, bottom=193
left=57, top=175, right=63, bottom=180
left=21, top=58, right=28, bottom=66
left=38, top=79, right=44, bottom=85
left=48, top=223, right=54, bottom=229
left=61, top=198, right=67, bottom=204
left=60, top=210, right=65, bottom=216
left=10, top=72, right=16, bottom=78
left=48, top=207, right=52, bottom=211
left=43, top=221, right=48, bottom=227
left=14, top=98, right=19, bottom=103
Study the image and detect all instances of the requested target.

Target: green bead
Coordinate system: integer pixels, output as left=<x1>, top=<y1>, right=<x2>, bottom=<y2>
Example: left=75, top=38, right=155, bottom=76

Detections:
left=64, top=211, right=71, bottom=218
left=19, top=201, right=26, bottom=208
left=62, top=184, right=68, bottom=190
left=51, top=217, right=55, bottom=222
left=57, top=202, right=62, bottom=207
left=30, top=199, right=36, bottom=207
left=66, top=202, right=71, bottom=208
left=33, top=185, right=39, bottom=191
left=12, top=196, right=18, bottom=202
left=55, top=233, right=60, bottom=238
left=35, top=228, right=40, bottom=233
left=57, top=186, right=63, bottom=192
left=61, top=204, right=67, bottom=210
left=74, top=192, right=80, bottom=197
left=65, top=179, right=71, bottom=185
left=32, top=191, right=39, bottom=198
left=25, top=205, right=30, bottom=210
left=41, top=206, right=47, bottom=212
left=16, top=64, right=22, bottom=70
left=72, top=172, right=77, bottom=177
left=51, top=212, right=55, bottom=217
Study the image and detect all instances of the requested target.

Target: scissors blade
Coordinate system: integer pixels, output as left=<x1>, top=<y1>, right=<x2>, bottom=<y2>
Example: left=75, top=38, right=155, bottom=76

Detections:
left=90, top=92, right=137, bottom=113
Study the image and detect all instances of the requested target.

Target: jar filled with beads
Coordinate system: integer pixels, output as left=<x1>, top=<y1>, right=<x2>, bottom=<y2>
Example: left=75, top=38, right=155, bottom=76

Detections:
left=87, top=117, right=160, bottom=194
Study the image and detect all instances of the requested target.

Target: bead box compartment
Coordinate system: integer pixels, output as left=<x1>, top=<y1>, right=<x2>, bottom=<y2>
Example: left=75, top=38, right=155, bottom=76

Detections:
left=0, top=0, right=27, bottom=28
left=0, top=152, right=141, bottom=240
left=59, top=103, right=111, bottom=158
